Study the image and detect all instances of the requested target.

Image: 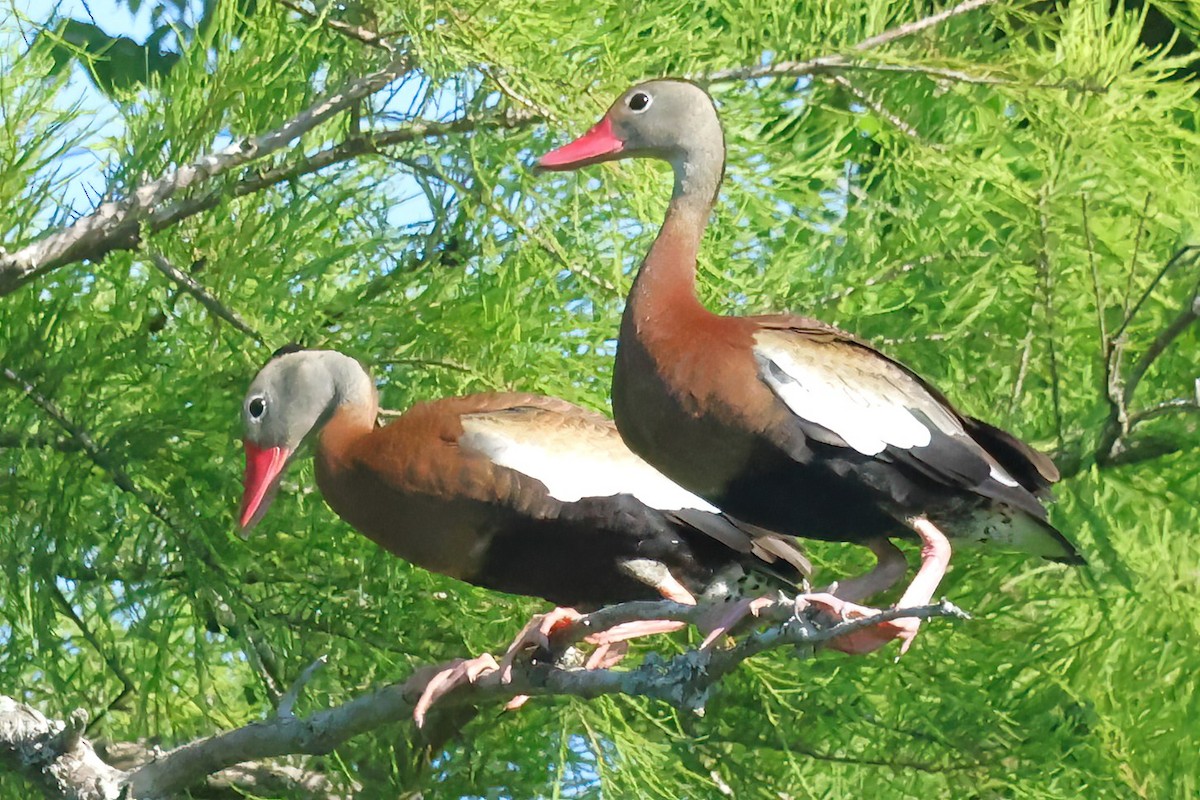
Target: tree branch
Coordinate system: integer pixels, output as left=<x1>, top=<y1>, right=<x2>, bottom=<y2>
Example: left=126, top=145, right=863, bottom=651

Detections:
left=3, top=112, right=533, bottom=297
left=1094, top=246, right=1200, bottom=464
left=272, top=0, right=396, bottom=52
left=1121, top=278, right=1200, bottom=409
left=123, top=598, right=965, bottom=798
left=0, top=0, right=1036, bottom=298
left=1129, top=390, right=1200, bottom=427
left=0, top=698, right=123, bottom=800
left=0, top=52, right=414, bottom=296
left=0, top=598, right=967, bottom=797
left=0, top=697, right=354, bottom=800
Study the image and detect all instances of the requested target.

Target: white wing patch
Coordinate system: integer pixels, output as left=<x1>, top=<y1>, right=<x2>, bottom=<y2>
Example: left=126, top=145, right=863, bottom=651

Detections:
left=753, top=332, right=1023, bottom=489
left=459, top=418, right=720, bottom=513
left=754, top=336, right=933, bottom=456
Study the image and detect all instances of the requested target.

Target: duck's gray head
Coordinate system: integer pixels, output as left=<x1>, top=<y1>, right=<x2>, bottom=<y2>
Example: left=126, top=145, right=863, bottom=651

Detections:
left=537, top=79, right=724, bottom=186
left=238, top=346, right=372, bottom=533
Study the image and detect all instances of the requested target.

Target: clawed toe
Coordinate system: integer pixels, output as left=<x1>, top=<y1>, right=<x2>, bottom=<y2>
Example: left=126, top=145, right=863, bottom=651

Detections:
left=499, top=607, right=584, bottom=683
left=699, top=595, right=776, bottom=650
left=413, top=653, right=500, bottom=727
left=793, top=592, right=922, bottom=657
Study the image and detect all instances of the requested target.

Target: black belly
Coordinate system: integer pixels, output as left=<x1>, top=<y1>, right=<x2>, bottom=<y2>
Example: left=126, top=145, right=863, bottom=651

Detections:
left=612, top=333, right=908, bottom=545
left=712, top=445, right=903, bottom=544
left=476, top=498, right=771, bottom=609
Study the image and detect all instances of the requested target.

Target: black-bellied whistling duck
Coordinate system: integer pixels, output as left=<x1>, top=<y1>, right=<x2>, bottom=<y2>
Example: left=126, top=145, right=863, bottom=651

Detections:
left=537, top=80, right=1083, bottom=655
left=238, top=345, right=810, bottom=719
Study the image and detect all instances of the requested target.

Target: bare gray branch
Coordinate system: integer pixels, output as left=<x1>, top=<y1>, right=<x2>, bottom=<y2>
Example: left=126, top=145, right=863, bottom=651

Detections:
left=148, top=253, right=264, bottom=343
left=0, top=53, right=413, bottom=296
left=703, top=0, right=998, bottom=83
left=0, top=697, right=124, bottom=800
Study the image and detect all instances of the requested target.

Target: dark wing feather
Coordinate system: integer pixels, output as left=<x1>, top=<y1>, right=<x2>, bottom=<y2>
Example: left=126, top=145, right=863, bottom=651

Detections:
left=667, top=508, right=812, bottom=583
left=962, top=415, right=1059, bottom=497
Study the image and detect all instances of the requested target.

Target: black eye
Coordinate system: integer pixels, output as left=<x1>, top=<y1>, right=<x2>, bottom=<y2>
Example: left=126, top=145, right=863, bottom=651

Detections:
left=628, top=92, right=652, bottom=112
left=248, top=397, right=266, bottom=419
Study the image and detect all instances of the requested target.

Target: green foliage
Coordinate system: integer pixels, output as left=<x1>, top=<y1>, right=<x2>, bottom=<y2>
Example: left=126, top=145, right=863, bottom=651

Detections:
left=2, top=0, right=1199, bottom=797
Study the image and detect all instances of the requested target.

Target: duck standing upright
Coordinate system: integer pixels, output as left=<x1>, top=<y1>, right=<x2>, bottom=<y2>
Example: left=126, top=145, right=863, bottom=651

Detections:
left=237, top=345, right=809, bottom=717
left=537, top=80, right=1082, bottom=654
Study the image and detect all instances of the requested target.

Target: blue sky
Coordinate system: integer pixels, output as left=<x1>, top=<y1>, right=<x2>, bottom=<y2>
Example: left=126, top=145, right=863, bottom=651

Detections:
left=3, top=0, right=453, bottom=233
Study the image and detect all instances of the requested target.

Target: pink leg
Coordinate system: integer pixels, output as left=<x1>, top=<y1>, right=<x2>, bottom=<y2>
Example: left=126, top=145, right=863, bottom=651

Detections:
left=585, top=640, right=629, bottom=670
left=804, top=518, right=952, bottom=656
left=588, top=618, right=688, bottom=645
left=698, top=596, right=776, bottom=650
left=498, top=579, right=698, bottom=711
left=569, top=568, right=695, bottom=651
left=647, top=571, right=698, bottom=605
left=830, top=538, right=909, bottom=603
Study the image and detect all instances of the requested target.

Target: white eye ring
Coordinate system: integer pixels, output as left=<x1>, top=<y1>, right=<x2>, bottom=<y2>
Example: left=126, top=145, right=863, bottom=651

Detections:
left=248, top=396, right=267, bottom=420
left=627, top=91, right=652, bottom=113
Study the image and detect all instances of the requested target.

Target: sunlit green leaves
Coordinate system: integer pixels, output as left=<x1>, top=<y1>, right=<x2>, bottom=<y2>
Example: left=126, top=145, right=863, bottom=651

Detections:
left=2, top=0, right=1200, bottom=797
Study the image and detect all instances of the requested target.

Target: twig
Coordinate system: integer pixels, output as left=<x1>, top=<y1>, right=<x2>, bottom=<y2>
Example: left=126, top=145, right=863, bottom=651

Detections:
left=1009, top=303, right=1036, bottom=413
left=833, top=60, right=1102, bottom=92
left=1112, top=244, right=1200, bottom=343
left=277, top=655, right=329, bottom=719
left=1081, top=196, right=1108, bottom=354
left=1, top=366, right=148, bottom=503
left=836, top=60, right=1015, bottom=85
left=48, top=583, right=135, bottom=734
left=111, top=113, right=534, bottom=265
left=148, top=253, right=264, bottom=343
left=1121, top=193, right=1153, bottom=321
left=380, top=356, right=476, bottom=374
left=392, top=154, right=619, bottom=295
left=0, top=432, right=82, bottom=451
left=0, top=53, right=414, bottom=296
left=1120, top=264, right=1200, bottom=409
left=0, top=365, right=284, bottom=704
left=703, top=0, right=998, bottom=83
left=446, top=7, right=561, bottom=124
left=1036, top=193, right=1065, bottom=447
left=273, top=0, right=396, bottom=51
left=479, top=66, right=560, bottom=124
left=828, top=74, right=944, bottom=149
left=813, top=258, right=925, bottom=306
left=1094, top=246, right=1200, bottom=462
left=852, top=0, right=996, bottom=53
left=1129, top=395, right=1200, bottom=427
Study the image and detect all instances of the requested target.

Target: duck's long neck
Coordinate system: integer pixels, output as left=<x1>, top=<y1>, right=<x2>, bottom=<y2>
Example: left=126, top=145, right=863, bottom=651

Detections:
left=627, top=150, right=724, bottom=329
left=316, top=359, right=379, bottom=471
